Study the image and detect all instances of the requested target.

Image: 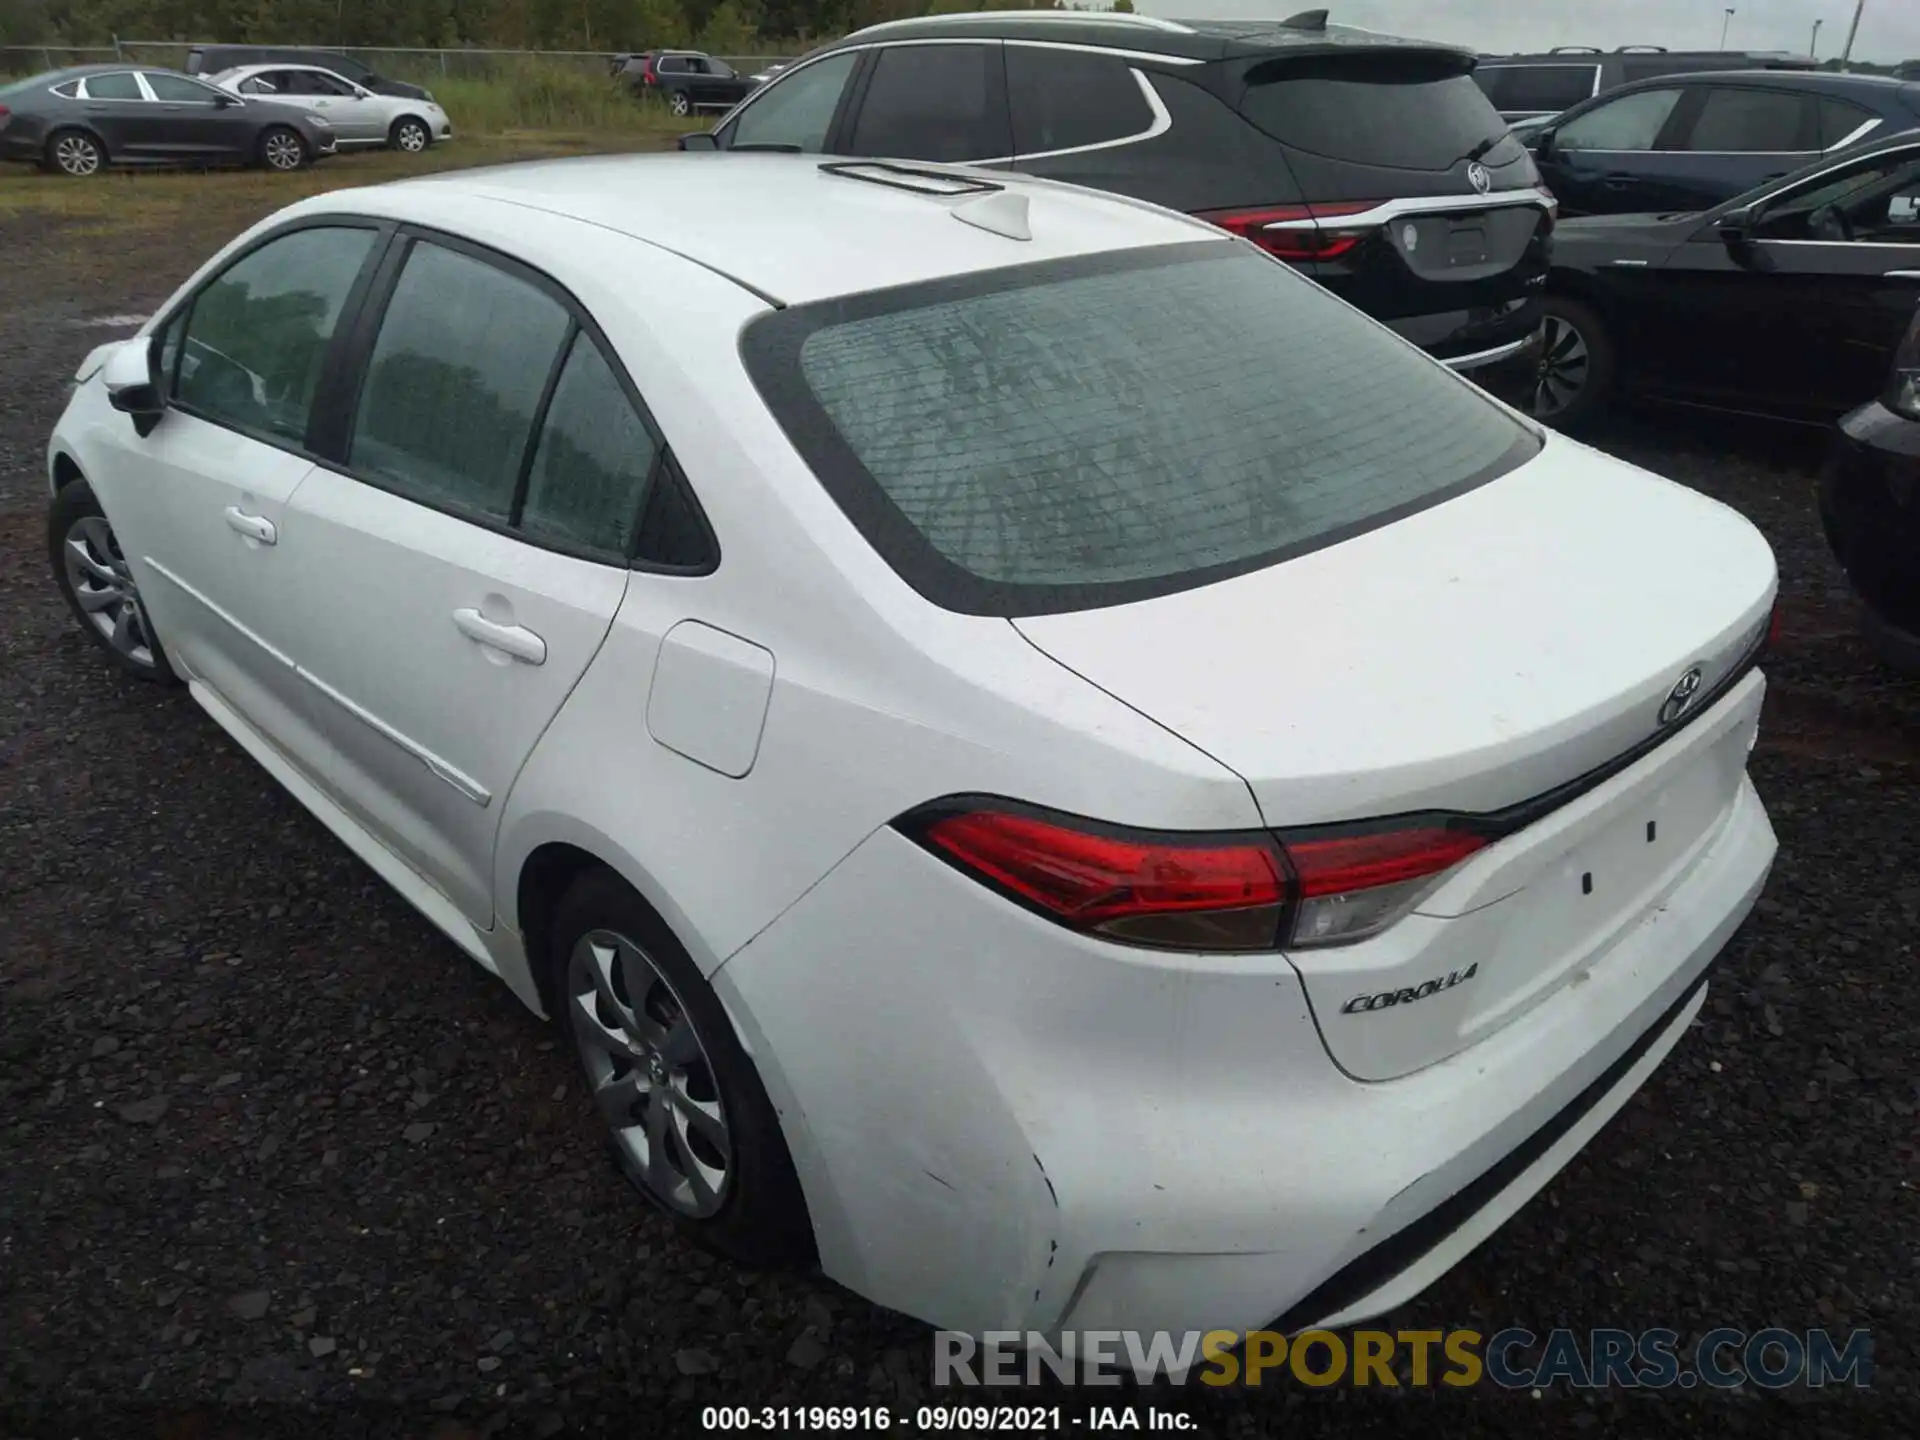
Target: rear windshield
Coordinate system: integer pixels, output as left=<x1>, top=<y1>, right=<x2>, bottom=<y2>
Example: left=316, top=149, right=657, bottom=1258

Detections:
left=1240, top=55, right=1521, bottom=172
left=0, top=71, right=62, bottom=97
left=741, top=242, right=1537, bottom=616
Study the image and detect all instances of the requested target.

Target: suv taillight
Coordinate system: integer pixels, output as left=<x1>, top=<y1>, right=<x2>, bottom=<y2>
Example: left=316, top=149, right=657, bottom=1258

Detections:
left=641, top=57, right=657, bottom=84
left=1887, top=305, right=1920, bottom=421
left=897, top=801, right=1486, bottom=953
left=1194, top=202, right=1383, bottom=262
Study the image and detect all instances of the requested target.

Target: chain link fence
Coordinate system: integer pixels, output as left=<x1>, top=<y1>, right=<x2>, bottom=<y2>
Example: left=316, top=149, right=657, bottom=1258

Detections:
left=0, top=42, right=798, bottom=82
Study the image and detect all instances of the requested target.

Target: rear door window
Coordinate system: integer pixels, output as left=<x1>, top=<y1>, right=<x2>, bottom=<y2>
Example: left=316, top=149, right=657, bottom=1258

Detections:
left=1239, top=55, right=1516, bottom=172
left=741, top=243, right=1535, bottom=615
left=1008, top=47, right=1154, bottom=155
left=847, top=43, right=1010, bottom=164
left=80, top=72, right=145, bottom=101
left=1553, top=87, right=1684, bottom=151
left=1679, top=87, right=1814, bottom=152
left=1817, top=96, right=1879, bottom=149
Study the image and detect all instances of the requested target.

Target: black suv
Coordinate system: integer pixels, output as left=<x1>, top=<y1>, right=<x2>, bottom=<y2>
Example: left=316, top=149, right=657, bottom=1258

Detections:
left=184, top=45, right=432, bottom=101
left=616, top=51, right=755, bottom=117
left=1472, top=45, right=1818, bottom=123
left=680, top=11, right=1553, bottom=375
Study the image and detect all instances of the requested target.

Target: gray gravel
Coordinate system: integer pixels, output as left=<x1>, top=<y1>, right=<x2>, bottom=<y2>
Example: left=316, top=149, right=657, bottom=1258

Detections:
left=1, top=216, right=1916, bottom=1437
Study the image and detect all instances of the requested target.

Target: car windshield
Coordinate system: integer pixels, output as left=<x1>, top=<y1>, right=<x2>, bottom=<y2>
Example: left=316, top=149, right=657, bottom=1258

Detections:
left=742, top=241, right=1537, bottom=615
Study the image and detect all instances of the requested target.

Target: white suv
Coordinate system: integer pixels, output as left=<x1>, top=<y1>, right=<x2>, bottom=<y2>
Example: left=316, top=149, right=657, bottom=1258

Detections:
left=45, top=153, right=1778, bottom=1340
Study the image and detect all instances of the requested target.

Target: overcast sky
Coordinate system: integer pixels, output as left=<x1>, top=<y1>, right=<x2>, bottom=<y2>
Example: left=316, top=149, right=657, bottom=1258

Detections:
left=1134, top=1, right=1919, bottom=64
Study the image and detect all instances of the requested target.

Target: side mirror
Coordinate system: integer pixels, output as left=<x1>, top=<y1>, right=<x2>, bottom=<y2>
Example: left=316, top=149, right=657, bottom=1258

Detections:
left=677, top=131, right=720, bottom=152
left=1533, top=127, right=1557, bottom=157
left=103, top=337, right=165, bottom=436
left=355, top=86, right=374, bottom=99
left=1714, top=207, right=1775, bottom=271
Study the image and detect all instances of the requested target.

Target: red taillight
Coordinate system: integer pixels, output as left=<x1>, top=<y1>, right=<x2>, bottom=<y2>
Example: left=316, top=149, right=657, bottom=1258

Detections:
left=903, top=803, right=1485, bottom=953
left=0, top=104, right=10, bottom=119
left=1766, top=601, right=1783, bottom=651
left=1195, top=201, right=1382, bottom=263
left=641, top=58, right=656, bottom=84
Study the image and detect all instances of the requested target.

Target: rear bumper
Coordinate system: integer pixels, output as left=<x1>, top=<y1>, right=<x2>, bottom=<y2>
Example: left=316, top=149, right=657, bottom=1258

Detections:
left=1389, top=296, right=1545, bottom=368
left=715, top=753, right=1775, bottom=1339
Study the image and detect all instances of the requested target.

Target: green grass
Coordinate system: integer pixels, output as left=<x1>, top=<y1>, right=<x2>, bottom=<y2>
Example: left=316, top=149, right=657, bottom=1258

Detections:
left=425, top=63, right=691, bottom=136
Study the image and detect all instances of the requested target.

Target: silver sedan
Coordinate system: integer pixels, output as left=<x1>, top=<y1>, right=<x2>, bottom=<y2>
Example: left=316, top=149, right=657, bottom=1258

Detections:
left=206, top=64, right=452, bottom=152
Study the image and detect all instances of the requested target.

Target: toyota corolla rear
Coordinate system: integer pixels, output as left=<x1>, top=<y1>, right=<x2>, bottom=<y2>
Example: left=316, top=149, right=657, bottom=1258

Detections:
left=719, top=234, right=1777, bottom=1342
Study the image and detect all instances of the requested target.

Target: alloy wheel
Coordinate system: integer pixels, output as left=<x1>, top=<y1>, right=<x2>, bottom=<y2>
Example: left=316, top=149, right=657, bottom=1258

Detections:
left=566, top=928, right=732, bottom=1218
left=263, top=131, right=304, bottom=171
left=53, top=134, right=102, bottom=177
left=396, top=120, right=428, bottom=152
left=1532, top=315, right=1590, bottom=420
left=670, top=92, right=691, bottom=117
left=62, top=515, right=155, bottom=670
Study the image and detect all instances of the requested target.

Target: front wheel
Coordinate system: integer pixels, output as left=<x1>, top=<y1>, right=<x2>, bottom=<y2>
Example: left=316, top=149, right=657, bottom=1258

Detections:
left=46, top=129, right=105, bottom=178
left=1525, top=295, right=1617, bottom=431
left=258, top=126, right=307, bottom=172
left=389, top=116, right=431, bottom=153
left=550, top=868, right=814, bottom=1267
left=48, top=476, right=176, bottom=684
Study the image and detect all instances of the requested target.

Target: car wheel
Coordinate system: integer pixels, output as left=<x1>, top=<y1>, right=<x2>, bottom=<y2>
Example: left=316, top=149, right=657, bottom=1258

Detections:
left=47, top=475, right=176, bottom=684
left=1820, top=456, right=1920, bottom=631
left=389, top=116, right=431, bottom=153
left=1528, top=295, right=1616, bottom=431
left=259, top=126, right=307, bottom=172
left=668, top=90, right=692, bottom=118
left=46, top=129, right=105, bottom=178
left=550, top=867, right=814, bottom=1267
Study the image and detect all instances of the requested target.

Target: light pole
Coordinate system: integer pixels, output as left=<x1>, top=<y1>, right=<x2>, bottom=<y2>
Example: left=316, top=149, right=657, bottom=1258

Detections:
left=1839, top=0, right=1867, bottom=68
left=1719, top=7, right=1736, bottom=50
left=1811, top=18, right=1823, bottom=55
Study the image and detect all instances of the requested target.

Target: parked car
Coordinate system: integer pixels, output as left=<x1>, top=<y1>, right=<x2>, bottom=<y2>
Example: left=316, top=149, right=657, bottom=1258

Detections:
left=185, top=45, right=434, bottom=102
left=1519, top=131, right=1920, bottom=427
left=1530, top=70, right=1920, bottom=217
left=207, top=63, right=453, bottom=152
left=0, top=65, right=336, bottom=177
left=45, top=150, right=1778, bottom=1340
left=1821, top=299, right=1920, bottom=668
left=1473, top=45, right=1818, bottom=124
left=617, top=50, right=754, bottom=116
left=680, top=11, right=1555, bottom=375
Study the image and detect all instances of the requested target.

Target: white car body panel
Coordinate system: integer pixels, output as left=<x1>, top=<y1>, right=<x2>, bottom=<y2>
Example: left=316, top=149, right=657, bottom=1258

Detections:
left=45, top=154, right=1780, bottom=1341
left=206, top=64, right=450, bottom=147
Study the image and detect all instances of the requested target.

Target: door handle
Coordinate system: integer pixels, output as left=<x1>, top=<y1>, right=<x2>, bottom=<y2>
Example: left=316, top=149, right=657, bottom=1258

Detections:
left=223, top=506, right=277, bottom=545
left=452, top=608, right=547, bottom=665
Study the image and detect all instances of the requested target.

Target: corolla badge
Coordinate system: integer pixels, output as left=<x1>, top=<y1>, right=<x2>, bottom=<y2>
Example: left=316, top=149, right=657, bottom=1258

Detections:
left=1467, top=161, right=1492, bottom=195
left=1658, top=666, right=1706, bottom=726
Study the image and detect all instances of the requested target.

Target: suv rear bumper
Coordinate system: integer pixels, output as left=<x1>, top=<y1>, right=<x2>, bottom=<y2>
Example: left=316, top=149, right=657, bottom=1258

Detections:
left=1390, top=296, right=1545, bottom=371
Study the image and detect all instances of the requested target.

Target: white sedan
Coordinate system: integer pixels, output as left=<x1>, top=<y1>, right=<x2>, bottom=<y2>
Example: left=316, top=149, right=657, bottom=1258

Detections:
left=206, top=63, right=452, bottom=152
left=44, top=153, right=1778, bottom=1341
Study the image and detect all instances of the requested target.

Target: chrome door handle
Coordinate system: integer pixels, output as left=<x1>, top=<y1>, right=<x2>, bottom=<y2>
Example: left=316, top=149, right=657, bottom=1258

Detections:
left=452, top=608, right=547, bottom=665
left=223, top=506, right=277, bottom=545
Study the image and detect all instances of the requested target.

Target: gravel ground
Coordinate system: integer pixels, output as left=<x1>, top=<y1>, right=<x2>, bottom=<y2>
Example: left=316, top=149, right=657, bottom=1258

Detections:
left=2, top=206, right=1917, bottom=1440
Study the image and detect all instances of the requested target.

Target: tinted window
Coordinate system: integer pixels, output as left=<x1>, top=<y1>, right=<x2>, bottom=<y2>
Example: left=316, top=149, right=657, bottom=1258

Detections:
left=1481, top=64, right=1598, bottom=113
left=746, top=245, right=1532, bottom=612
left=1683, top=88, right=1810, bottom=152
left=1817, top=97, right=1878, bottom=148
left=1239, top=58, right=1516, bottom=173
left=849, top=44, right=1008, bottom=163
left=1554, top=87, right=1683, bottom=151
left=728, top=51, right=857, bottom=152
left=174, top=226, right=375, bottom=444
left=1754, top=151, right=1920, bottom=241
left=1008, top=48, right=1151, bottom=154
left=145, top=73, right=218, bottom=102
left=520, top=334, right=660, bottom=556
left=658, top=57, right=687, bottom=73
left=83, top=73, right=144, bottom=101
left=350, top=242, right=572, bottom=523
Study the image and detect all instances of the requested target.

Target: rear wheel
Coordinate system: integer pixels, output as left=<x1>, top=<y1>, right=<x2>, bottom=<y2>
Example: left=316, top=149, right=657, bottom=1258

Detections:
left=46, top=129, right=105, bottom=178
left=389, top=116, right=430, bottom=153
left=549, top=868, right=814, bottom=1267
left=668, top=89, right=692, bottom=118
left=258, top=126, right=307, bottom=172
left=48, top=475, right=176, bottom=683
left=1527, top=295, right=1617, bottom=431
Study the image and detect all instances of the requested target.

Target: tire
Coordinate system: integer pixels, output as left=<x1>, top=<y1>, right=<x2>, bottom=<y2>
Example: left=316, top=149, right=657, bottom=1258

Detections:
left=46, top=128, right=105, bottom=178
left=258, top=126, right=307, bottom=172
left=389, top=116, right=431, bottom=153
left=47, top=475, right=178, bottom=684
left=1526, top=294, right=1617, bottom=432
left=1820, top=456, right=1920, bottom=631
left=550, top=867, right=814, bottom=1267
left=668, top=89, right=692, bottom=118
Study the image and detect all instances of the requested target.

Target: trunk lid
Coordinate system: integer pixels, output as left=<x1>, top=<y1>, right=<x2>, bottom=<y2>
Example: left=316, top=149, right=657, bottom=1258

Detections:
left=1014, top=435, right=1776, bottom=1078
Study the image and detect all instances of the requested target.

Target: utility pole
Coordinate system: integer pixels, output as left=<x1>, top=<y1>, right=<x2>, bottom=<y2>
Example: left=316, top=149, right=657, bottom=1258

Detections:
left=1810, top=18, right=1823, bottom=56
left=1719, top=8, right=1735, bottom=50
left=1840, top=0, right=1867, bottom=68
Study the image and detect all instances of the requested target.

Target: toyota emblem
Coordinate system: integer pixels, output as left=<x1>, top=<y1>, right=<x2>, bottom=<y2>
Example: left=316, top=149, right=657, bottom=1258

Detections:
left=1467, top=161, right=1492, bottom=195
left=1658, top=666, right=1705, bottom=726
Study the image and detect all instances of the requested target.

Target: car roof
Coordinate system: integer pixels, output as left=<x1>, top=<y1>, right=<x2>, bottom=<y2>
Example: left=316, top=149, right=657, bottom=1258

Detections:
left=315, top=152, right=1219, bottom=306
left=816, top=10, right=1469, bottom=63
